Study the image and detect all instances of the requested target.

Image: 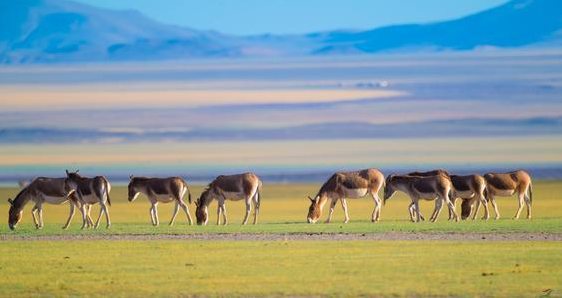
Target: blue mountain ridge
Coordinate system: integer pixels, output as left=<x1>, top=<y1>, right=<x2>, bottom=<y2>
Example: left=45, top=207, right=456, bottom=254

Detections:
left=0, top=0, right=561, bottom=63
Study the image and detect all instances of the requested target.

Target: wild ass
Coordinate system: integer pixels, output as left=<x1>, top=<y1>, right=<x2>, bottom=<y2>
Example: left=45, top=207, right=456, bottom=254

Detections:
left=64, top=170, right=112, bottom=229
left=384, top=174, right=459, bottom=222
left=195, top=173, right=262, bottom=225
left=408, top=170, right=489, bottom=220
left=7, top=177, right=81, bottom=230
left=128, top=176, right=193, bottom=226
left=306, top=168, right=384, bottom=224
left=476, top=170, right=533, bottom=220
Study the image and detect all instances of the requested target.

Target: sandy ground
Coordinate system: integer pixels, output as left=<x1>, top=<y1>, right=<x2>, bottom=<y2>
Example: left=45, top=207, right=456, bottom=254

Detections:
left=1, top=88, right=404, bottom=111
left=1, top=232, right=560, bottom=242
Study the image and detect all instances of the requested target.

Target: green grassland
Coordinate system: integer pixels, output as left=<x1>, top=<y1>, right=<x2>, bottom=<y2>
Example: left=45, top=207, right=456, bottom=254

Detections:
left=1, top=182, right=561, bottom=297
left=1, top=240, right=560, bottom=297
left=1, top=181, right=561, bottom=235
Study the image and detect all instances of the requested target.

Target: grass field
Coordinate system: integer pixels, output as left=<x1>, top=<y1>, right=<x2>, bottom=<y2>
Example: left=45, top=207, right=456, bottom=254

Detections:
left=1, top=182, right=561, bottom=297
left=1, top=240, right=560, bottom=297
left=1, top=181, right=561, bottom=235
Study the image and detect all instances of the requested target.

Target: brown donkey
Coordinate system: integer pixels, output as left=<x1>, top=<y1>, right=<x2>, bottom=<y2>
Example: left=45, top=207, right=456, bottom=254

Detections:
left=408, top=170, right=489, bottom=220
left=384, top=173, right=459, bottom=222
left=306, top=168, right=384, bottom=224
left=128, top=176, right=193, bottom=226
left=64, top=170, right=112, bottom=229
left=8, top=177, right=81, bottom=230
left=476, top=170, right=533, bottom=220
left=195, top=173, right=262, bottom=225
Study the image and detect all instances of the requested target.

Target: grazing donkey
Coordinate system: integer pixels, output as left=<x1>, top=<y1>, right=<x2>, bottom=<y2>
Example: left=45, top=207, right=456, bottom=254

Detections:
left=7, top=177, right=81, bottom=230
left=306, top=168, right=384, bottom=224
left=64, top=170, right=112, bottom=229
left=195, top=173, right=262, bottom=226
left=476, top=170, right=533, bottom=220
left=408, top=170, right=489, bottom=220
left=384, top=174, right=459, bottom=222
left=128, top=176, right=193, bottom=226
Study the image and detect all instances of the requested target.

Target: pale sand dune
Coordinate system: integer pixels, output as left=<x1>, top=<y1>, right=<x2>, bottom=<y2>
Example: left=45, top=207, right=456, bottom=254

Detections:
left=1, top=136, right=560, bottom=166
left=0, top=89, right=405, bottom=111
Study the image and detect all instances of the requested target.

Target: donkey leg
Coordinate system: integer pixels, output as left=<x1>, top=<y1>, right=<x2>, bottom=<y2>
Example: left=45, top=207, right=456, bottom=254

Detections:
left=514, top=192, right=525, bottom=220
left=445, top=197, right=459, bottom=222
left=524, top=187, right=532, bottom=219
left=430, top=199, right=443, bottom=222
left=252, top=192, right=259, bottom=225
left=409, top=201, right=426, bottom=221
left=102, top=203, right=111, bottom=229
left=414, top=200, right=421, bottom=223
left=94, top=205, right=104, bottom=229
left=479, top=195, right=490, bottom=220
left=324, top=198, right=338, bottom=223
left=31, top=205, right=39, bottom=228
left=370, top=193, right=380, bottom=222
left=153, top=203, right=160, bottom=226
left=340, top=198, right=350, bottom=223
left=86, top=205, right=94, bottom=227
left=447, top=198, right=456, bottom=221
left=216, top=204, right=222, bottom=225
left=374, top=193, right=382, bottom=222
left=149, top=206, right=155, bottom=225
left=170, top=201, right=180, bottom=226
left=408, top=202, right=419, bottom=222
left=489, top=195, right=500, bottom=220
left=179, top=200, right=193, bottom=225
left=242, top=198, right=251, bottom=225
left=37, top=204, right=44, bottom=229
left=221, top=204, right=228, bottom=225
left=62, top=202, right=76, bottom=230
left=78, top=204, right=88, bottom=230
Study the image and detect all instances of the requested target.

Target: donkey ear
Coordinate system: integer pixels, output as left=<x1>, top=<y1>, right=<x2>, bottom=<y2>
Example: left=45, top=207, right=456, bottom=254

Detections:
left=307, top=196, right=314, bottom=202
left=75, top=169, right=79, bottom=173
left=66, top=169, right=69, bottom=175
left=129, top=175, right=134, bottom=180
left=7, top=198, right=13, bottom=205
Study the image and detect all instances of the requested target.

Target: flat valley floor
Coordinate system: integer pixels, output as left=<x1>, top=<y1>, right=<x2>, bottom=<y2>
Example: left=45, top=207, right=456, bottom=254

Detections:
left=1, top=182, right=561, bottom=297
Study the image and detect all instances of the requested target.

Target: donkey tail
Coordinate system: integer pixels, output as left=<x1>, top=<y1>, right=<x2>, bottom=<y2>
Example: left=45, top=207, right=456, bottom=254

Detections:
left=181, top=178, right=192, bottom=204
left=103, top=177, right=111, bottom=206
left=255, top=180, right=262, bottom=210
left=529, top=182, right=533, bottom=204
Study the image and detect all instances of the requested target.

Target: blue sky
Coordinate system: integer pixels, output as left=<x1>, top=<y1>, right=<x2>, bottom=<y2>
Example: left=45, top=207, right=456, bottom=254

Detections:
left=74, top=0, right=509, bottom=35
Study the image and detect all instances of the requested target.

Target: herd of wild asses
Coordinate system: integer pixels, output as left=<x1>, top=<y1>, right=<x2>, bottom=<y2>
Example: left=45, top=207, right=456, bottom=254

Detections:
left=6, top=169, right=533, bottom=230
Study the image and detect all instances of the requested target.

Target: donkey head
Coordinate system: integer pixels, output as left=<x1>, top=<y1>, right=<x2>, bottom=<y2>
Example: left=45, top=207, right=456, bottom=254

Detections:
left=306, top=195, right=321, bottom=223
left=383, top=174, right=397, bottom=204
left=127, top=176, right=140, bottom=202
left=7, top=198, right=22, bottom=230
left=63, top=169, right=81, bottom=198
left=195, top=190, right=210, bottom=225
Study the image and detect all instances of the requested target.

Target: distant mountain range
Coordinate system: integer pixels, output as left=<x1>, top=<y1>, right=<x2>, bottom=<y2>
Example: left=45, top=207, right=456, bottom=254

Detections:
left=1, top=0, right=561, bottom=63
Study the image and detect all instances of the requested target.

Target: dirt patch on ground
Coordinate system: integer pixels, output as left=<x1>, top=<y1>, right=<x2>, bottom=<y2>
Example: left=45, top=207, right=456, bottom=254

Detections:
left=1, top=232, right=561, bottom=241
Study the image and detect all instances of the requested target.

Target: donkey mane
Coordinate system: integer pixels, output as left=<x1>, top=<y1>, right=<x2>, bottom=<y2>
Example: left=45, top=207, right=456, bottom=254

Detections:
left=198, top=187, right=212, bottom=206
left=10, top=182, right=33, bottom=209
left=316, top=173, right=339, bottom=199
